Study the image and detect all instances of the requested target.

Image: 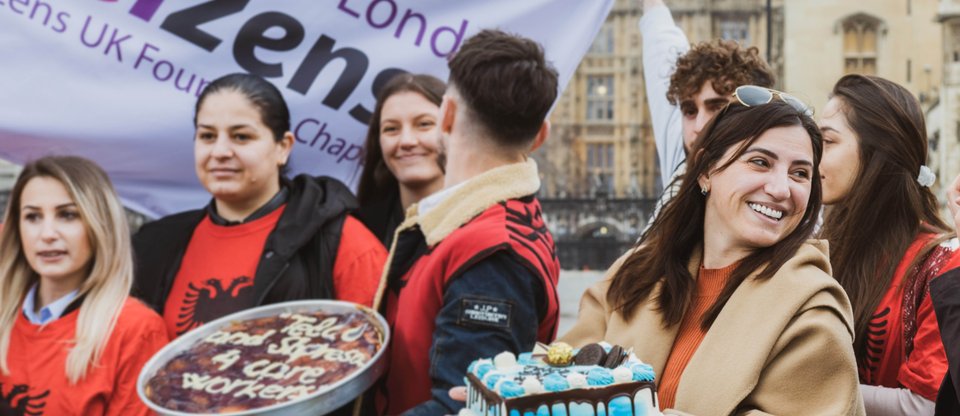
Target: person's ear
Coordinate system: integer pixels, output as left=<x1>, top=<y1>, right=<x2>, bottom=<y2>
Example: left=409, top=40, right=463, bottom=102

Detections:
left=529, top=120, right=550, bottom=152
left=277, top=132, right=295, bottom=166
left=697, top=174, right=710, bottom=195
left=440, top=95, right=457, bottom=135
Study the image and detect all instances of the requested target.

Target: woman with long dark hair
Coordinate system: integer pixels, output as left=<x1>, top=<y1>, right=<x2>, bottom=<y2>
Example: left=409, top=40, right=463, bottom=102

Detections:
left=818, top=74, right=959, bottom=414
left=563, top=93, right=863, bottom=414
left=356, top=73, right=446, bottom=246
left=132, top=73, right=386, bottom=339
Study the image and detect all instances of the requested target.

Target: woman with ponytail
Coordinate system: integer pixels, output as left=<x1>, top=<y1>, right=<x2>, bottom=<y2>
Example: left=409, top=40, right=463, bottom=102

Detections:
left=818, top=74, right=959, bottom=415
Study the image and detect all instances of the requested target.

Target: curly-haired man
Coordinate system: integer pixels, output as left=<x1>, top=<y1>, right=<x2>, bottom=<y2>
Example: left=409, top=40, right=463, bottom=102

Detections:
left=641, top=0, right=775, bottom=233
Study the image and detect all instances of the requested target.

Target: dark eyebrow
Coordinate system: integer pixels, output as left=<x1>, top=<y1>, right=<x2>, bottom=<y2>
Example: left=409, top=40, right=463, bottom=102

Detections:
left=705, top=97, right=729, bottom=107
left=744, top=147, right=813, bottom=167
left=819, top=126, right=838, bottom=134
left=196, top=124, right=254, bottom=130
left=383, top=113, right=437, bottom=124
left=22, top=203, right=77, bottom=211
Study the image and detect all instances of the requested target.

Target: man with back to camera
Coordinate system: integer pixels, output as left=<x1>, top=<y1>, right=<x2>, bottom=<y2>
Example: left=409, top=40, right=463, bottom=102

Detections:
left=372, top=29, right=561, bottom=415
left=640, top=0, right=775, bottom=232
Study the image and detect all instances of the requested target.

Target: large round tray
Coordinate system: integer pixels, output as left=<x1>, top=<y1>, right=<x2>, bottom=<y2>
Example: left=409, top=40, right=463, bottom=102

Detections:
left=137, top=300, right=389, bottom=416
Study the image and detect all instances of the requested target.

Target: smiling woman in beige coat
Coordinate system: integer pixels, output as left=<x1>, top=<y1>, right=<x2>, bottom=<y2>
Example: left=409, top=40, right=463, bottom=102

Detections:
left=562, top=94, right=864, bottom=415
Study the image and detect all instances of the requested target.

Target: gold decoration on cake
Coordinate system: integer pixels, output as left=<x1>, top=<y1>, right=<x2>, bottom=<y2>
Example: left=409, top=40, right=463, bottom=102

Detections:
left=544, top=342, right=574, bottom=366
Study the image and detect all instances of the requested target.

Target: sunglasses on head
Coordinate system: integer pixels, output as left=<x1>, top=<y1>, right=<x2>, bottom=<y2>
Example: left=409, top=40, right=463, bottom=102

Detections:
left=732, top=85, right=813, bottom=117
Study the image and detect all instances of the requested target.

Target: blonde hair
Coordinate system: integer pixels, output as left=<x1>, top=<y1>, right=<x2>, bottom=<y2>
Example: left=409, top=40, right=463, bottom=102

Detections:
left=0, top=156, right=132, bottom=383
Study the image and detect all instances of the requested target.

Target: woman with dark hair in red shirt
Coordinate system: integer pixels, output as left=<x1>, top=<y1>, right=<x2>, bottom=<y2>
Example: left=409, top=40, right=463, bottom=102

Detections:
left=132, top=73, right=386, bottom=339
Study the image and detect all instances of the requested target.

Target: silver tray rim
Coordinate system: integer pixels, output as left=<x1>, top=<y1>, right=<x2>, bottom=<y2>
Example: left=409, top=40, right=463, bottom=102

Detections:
left=136, top=300, right=390, bottom=416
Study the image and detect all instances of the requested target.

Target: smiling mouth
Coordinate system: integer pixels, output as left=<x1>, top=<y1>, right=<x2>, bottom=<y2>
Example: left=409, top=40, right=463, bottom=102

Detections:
left=208, top=168, right=239, bottom=176
left=749, top=203, right=784, bottom=220
left=395, top=153, right=428, bottom=160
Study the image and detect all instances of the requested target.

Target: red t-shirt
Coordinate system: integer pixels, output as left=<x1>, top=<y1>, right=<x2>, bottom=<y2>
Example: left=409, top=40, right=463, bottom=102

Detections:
left=861, top=233, right=959, bottom=401
left=162, top=207, right=283, bottom=338
left=332, top=215, right=385, bottom=307
left=1, top=298, right=168, bottom=416
left=163, top=208, right=385, bottom=339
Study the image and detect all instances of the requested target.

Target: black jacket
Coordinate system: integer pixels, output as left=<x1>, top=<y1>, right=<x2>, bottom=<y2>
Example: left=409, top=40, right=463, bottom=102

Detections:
left=355, top=186, right=404, bottom=248
left=132, top=175, right=355, bottom=313
left=933, top=267, right=960, bottom=415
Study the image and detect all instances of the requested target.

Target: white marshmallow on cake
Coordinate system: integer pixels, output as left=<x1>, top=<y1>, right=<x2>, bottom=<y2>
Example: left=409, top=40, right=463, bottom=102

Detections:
left=612, top=366, right=633, bottom=383
left=521, top=376, right=543, bottom=394
left=566, top=372, right=588, bottom=388
left=494, top=351, right=518, bottom=369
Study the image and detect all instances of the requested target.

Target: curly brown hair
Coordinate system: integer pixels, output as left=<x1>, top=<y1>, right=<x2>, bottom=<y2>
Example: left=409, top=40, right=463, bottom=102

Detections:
left=666, top=39, right=775, bottom=105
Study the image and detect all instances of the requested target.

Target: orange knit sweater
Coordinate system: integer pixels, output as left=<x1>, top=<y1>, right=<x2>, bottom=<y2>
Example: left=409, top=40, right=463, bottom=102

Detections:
left=658, top=262, right=737, bottom=410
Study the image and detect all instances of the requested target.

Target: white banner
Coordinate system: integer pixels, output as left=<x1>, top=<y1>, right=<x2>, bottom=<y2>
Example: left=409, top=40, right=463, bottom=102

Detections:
left=0, top=0, right=612, bottom=218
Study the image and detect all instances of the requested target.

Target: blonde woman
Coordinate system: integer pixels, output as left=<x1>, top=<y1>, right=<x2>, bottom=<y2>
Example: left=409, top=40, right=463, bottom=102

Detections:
left=0, top=156, right=168, bottom=415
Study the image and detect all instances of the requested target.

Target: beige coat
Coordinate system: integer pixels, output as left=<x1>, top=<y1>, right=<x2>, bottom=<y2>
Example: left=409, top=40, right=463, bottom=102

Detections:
left=561, top=240, right=865, bottom=416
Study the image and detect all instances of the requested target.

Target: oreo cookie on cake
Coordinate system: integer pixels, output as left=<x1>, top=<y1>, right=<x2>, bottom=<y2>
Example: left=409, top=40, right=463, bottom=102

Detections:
left=463, top=342, right=659, bottom=416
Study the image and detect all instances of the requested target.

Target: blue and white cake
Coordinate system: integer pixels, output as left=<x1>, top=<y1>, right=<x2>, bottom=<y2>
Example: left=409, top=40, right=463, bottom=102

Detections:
left=462, top=342, right=659, bottom=416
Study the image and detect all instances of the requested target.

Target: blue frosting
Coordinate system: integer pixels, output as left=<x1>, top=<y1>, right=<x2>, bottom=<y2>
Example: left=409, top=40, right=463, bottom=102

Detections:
left=485, top=373, right=503, bottom=389
left=475, top=362, right=495, bottom=379
left=517, top=352, right=535, bottom=365
left=586, top=367, right=614, bottom=386
left=630, top=363, right=656, bottom=382
left=542, top=373, right=569, bottom=392
left=499, top=380, right=525, bottom=398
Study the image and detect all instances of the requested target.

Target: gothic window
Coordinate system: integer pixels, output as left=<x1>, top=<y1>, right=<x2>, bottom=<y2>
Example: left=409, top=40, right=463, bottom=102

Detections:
left=586, top=75, right=614, bottom=122
left=842, top=14, right=882, bottom=75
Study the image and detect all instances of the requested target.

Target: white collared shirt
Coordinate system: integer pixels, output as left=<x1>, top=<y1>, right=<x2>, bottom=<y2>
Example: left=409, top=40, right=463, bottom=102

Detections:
left=418, top=182, right=467, bottom=217
left=22, top=284, right=80, bottom=324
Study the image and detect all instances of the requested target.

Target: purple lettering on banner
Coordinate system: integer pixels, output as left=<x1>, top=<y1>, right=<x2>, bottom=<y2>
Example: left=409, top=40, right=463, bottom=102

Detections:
left=395, top=9, right=426, bottom=46
left=312, top=122, right=332, bottom=149
left=366, top=0, right=396, bottom=29
left=105, top=28, right=131, bottom=62
left=129, top=0, right=164, bottom=22
left=153, top=60, right=174, bottom=81
left=30, top=1, right=53, bottom=25
left=337, top=0, right=360, bottom=18
left=430, top=19, right=469, bottom=58
left=327, top=138, right=346, bottom=155
left=338, top=144, right=361, bottom=163
left=9, top=0, right=27, bottom=14
left=53, top=11, right=70, bottom=33
left=80, top=15, right=108, bottom=48
left=134, top=42, right=159, bottom=69
left=174, top=70, right=197, bottom=92
left=294, top=118, right=319, bottom=145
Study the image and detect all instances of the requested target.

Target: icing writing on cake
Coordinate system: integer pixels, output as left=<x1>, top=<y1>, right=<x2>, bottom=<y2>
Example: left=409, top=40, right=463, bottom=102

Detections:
left=145, top=310, right=382, bottom=413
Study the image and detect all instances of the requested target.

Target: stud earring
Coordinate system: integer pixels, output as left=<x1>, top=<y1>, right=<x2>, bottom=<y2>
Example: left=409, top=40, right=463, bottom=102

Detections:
left=700, top=186, right=709, bottom=196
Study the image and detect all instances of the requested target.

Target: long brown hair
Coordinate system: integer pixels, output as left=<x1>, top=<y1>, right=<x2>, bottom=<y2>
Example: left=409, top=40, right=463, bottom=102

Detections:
left=607, top=101, right=823, bottom=328
left=821, top=74, right=950, bottom=362
left=356, top=73, right=445, bottom=206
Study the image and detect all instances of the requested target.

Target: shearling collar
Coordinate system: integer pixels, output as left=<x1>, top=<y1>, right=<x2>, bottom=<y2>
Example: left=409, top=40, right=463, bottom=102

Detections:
left=399, top=159, right=541, bottom=247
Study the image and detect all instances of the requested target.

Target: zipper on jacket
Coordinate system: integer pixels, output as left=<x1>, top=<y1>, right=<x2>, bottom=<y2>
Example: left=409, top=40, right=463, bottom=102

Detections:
left=255, top=261, right=290, bottom=306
